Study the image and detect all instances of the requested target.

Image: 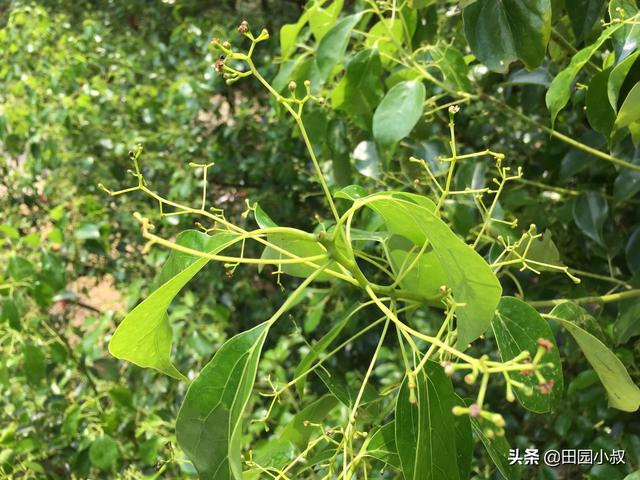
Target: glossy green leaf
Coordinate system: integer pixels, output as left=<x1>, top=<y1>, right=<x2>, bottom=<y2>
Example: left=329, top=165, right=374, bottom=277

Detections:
left=566, top=0, right=606, bottom=42
left=572, top=192, right=609, bottom=246
left=332, top=48, right=383, bottom=128
left=109, top=230, right=239, bottom=380
left=609, top=0, right=640, bottom=63
left=335, top=184, right=368, bottom=201
left=607, top=51, right=640, bottom=110
left=316, top=13, right=362, bottom=82
left=176, top=322, right=270, bottom=480
left=615, top=297, right=640, bottom=344
left=586, top=68, right=616, bottom=136
left=616, top=81, right=640, bottom=127
left=366, top=422, right=400, bottom=469
left=546, top=22, right=623, bottom=125
left=471, top=418, right=522, bottom=480
left=309, top=0, right=344, bottom=42
left=353, top=140, right=381, bottom=179
left=89, top=435, right=119, bottom=471
left=613, top=148, right=640, bottom=202
left=492, top=297, right=563, bottom=412
left=463, top=0, right=551, bottom=73
left=627, top=227, right=640, bottom=273
left=373, top=81, right=425, bottom=146
left=280, top=395, right=338, bottom=450
left=550, top=302, right=640, bottom=412
left=395, top=363, right=461, bottom=480
left=366, top=193, right=502, bottom=347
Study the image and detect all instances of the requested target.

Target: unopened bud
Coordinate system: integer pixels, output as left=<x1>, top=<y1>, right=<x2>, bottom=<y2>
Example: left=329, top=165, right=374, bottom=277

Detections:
left=491, top=413, right=505, bottom=428
left=536, top=338, right=553, bottom=353
left=288, top=80, right=297, bottom=91
left=451, top=406, right=467, bottom=416
left=238, top=20, right=249, bottom=34
left=469, top=403, right=481, bottom=417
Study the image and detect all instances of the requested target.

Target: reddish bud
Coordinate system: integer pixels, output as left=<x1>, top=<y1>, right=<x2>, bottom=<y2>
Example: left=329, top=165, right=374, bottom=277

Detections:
left=536, top=380, right=555, bottom=394
left=469, top=403, right=481, bottom=417
left=238, top=20, right=249, bottom=34
left=536, top=338, right=553, bottom=352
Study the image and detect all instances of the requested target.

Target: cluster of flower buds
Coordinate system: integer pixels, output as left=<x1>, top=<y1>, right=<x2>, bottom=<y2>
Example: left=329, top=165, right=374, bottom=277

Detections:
left=209, top=22, right=270, bottom=85
left=452, top=403, right=506, bottom=437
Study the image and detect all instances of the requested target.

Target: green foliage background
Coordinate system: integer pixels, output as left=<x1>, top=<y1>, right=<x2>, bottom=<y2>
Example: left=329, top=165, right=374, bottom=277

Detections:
left=1, top=0, right=640, bottom=479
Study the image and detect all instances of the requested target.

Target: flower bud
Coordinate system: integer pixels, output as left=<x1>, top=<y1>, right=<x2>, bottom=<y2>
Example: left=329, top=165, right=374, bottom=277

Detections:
left=238, top=20, right=249, bottom=34
left=451, top=406, right=467, bottom=416
left=288, top=81, right=297, bottom=91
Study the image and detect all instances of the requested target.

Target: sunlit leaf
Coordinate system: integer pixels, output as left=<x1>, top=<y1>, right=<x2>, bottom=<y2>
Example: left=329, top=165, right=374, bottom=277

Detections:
left=550, top=302, right=640, bottom=412
left=109, top=230, right=239, bottom=380
left=176, top=322, right=270, bottom=479
left=373, top=81, right=426, bottom=146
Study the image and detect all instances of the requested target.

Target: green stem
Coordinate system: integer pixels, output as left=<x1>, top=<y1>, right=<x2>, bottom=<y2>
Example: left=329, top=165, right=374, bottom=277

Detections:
left=482, top=95, right=640, bottom=172
left=529, top=289, right=640, bottom=308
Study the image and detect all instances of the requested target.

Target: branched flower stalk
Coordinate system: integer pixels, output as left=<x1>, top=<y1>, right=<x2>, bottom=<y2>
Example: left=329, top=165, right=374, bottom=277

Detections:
left=100, top=22, right=640, bottom=478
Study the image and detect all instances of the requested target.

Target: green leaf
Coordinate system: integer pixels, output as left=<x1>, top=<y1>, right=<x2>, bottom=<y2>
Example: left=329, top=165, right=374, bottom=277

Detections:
left=316, top=369, right=379, bottom=407
left=0, top=224, right=19, bottom=239
left=550, top=302, right=640, bottom=412
left=109, top=230, right=239, bottom=380
left=353, top=141, right=381, bottom=179
left=607, top=51, right=640, bottom=110
left=512, top=229, right=565, bottom=272
left=335, top=185, right=368, bottom=201
left=23, top=343, right=46, bottom=385
left=395, top=363, right=461, bottom=480
left=463, top=0, right=551, bottom=73
left=429, top=45, right=472, bottom=93
left=613, top=148, right=640, bottom=202
left=546, top=22, right=623, bottom=125
left=565, top=0, right=606, bottom=42
left=373, top=81, right=426, bottom=146
left=586, top=68, right=616, bottom=136
left=255, top=204, right=338, bottom=280
left=316, top=13, right=362, bottom=82
left=332, top=48, right=383, bottom=128
left=176, top=322, right=270, bottom=480
left=293, top=305, right=353, bottom=395
left=364, top=18, right=403, bottom=59
left=471, top=418, right=522, bottom=480
left=609, top=0, right=640, bottom=63
left=74, top=222, right=101, bottom=240
left=572, top=192, right=609, bottom=246
left=366, top=422, right=401, bottom=470
left=388, top=238, right=448, bottom=308
left=626, top=227, right=640, bottom=273
left=280, top=395, right=339, bottom=450
left=309, top=0, right=344, bottom=42
left=615, top=297, right=640, bottom=344
left=492, top=297, right=563, bottom=412
left=8, top=255, right=35, bottom=281
left=1, top=297, right=21, bottom=330
left=89, top=435, right=119, bottom=471
left=366, top=193, right=502, bottom=347
left=616, top=81, right=640, bottom=127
